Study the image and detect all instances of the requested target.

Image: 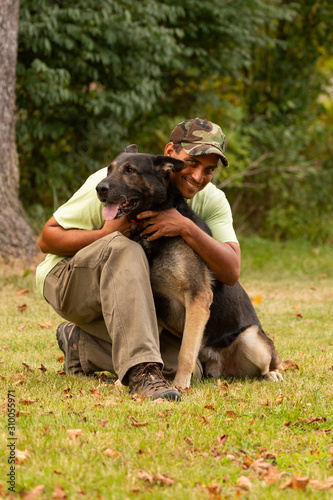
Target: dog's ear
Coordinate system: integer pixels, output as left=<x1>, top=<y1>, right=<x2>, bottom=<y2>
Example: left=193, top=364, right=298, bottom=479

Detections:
left=153, top=155, right=185, bottom=176
left=123, top=144, right=138, bottom=154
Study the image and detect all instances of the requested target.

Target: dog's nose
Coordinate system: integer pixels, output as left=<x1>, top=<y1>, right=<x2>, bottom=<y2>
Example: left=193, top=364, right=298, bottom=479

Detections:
left=96, top=182, right=109, bottom=198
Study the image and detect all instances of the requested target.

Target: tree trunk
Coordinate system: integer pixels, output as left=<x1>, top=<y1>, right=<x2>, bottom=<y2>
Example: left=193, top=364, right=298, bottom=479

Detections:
left=0, top=0, right=36, bottom=260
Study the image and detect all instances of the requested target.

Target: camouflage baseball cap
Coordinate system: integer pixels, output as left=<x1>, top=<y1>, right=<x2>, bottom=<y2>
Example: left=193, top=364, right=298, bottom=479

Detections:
left=170, top=117, right=228, bottom=167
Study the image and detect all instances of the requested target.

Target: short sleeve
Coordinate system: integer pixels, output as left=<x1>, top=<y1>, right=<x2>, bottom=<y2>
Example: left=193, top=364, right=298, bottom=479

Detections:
left=186, top=183, right=238, bottom=244
left=54, top=168, right=108, bottom=230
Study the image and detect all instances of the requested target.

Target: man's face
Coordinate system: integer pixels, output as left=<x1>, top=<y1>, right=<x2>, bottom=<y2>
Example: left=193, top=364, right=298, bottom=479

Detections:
left=166, top=144, right=219, bottom=199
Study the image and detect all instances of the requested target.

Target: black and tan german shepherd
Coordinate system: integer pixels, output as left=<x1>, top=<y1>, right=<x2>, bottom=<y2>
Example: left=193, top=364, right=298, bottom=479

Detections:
left=96, top=145, right=283, bottom=388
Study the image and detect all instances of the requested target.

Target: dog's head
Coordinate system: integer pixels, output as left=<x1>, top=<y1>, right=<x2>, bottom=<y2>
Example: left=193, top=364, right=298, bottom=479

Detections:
left=96, top=145, right=185, bottom=221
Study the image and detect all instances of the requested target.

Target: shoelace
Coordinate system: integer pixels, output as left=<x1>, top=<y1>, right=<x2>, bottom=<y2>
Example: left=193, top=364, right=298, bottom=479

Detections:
left=132, top=363, right=168, bottom=389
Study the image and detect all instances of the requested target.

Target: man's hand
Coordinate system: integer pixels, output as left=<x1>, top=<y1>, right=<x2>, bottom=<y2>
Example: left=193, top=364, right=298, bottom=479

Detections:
left=137, top=208, right=190, bottom=241
left=101, top=217, right=132, bottom=238
left=137, top=208, right=240, bottom=285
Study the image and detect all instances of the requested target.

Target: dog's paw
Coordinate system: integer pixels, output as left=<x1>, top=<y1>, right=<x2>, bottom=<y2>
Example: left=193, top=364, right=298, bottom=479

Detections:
left=264, top=370, right=283, bottom=382
left=173, top=374, right=191, bottom=389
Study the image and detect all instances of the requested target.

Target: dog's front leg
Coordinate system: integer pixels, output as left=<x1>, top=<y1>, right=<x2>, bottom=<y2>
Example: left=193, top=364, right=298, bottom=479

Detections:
left=174, top=291, right=212, bottom=388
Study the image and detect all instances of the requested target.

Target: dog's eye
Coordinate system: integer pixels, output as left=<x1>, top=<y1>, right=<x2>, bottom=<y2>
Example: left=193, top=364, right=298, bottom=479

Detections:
left=125, top=165, right=136, bottom=174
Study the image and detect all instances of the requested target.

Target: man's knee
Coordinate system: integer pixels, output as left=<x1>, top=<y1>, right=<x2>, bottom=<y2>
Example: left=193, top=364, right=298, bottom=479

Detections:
left=71, top=231, right=147, bottom=270
left=102, top=232, right=149, bottom=269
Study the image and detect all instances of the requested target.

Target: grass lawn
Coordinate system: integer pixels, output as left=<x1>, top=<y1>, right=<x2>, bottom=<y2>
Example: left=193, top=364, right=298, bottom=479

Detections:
left=0, top=237, right=332, bottom=499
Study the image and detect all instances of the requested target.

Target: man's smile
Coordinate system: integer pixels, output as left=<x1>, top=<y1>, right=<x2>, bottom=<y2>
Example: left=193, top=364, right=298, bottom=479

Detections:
left=183, top=177, right=202, bottom=190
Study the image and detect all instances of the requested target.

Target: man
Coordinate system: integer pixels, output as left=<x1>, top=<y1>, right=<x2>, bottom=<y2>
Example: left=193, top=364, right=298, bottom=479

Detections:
left=37, top=118, right=240, bottom=402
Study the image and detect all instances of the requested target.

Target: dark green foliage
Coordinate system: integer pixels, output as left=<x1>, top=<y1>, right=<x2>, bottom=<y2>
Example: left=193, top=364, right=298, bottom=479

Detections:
left=17, top=0, right=183, bottom=206
left=222, top=0, right=333, bottom=242
left=16, top=0, right=333, bottom=241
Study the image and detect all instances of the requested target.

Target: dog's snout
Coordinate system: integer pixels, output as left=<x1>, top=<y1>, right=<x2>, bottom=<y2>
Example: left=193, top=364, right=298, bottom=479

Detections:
left=96, top=182, right=109, bottom=198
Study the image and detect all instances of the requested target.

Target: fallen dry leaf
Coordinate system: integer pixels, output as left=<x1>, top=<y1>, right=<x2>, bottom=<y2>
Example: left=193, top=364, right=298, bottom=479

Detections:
left=13, top=379, right=24, bottom=386
left=299, top=416, right=326, bottom=425
left=131, top=416, right=148, bottom=427
left=137, top=469, right=174, bottom=486
left=280, top=360, right=299, bottom=371
left=242, top=455, right=254, bottom=468
left=17, top=304, right=28, bottom=312
left=103, top=448, right=122, bottom=458
left=16, top=449, right=31, bottom=464
left=175, top=386, right=194, bottom=393
left=237, top=476, right=252, bottom=491
left=279, top=475, right=309, bottom=491
left=211, top=448, right=222, bottom=458
left=15, top=288, right=30, bottom=295
left=217, top=379, right=229, bottom=394
left=260, top=451, right=277, bottom=460
left=153, top=473, right=175, bottom=486
left=22, top=362, right=34, bottom=373
left=206, top=484, right=222, bottom=496
left=251, top=296, right=262, bottom=306
left=90, top=389, right=103, bottom=399
left=97, top=419, right=108, bottom=427
left=226, top=410, right=239, bottom=418
left=137, top=469, right=154, bottom=484
left=251, top=458, right=271, bottom=473
left=216, top=434, right=228, bottom=445
left=38, top=320, right=52, bottom=329
left=309, top=477, right=333, bottom=490
left=204, top=404, right=216, bottom=411
left=19, top=399, right=39, bottom=405
left=52, top=484, right=67, bottom=499
left=66, top=429, right=83, bottom=440
left=274, top=394, right=285, bottom=404
left=38, top=364, right=47, bottom=372
left=184, top=436, right=194, bottom=446
left=22, top=484, right=45, bottom=499
left=263, top=467, right=285, bottom=485
left=198, top=414, right=210, bottom=425
left=18, top=323, right=26, bottom=331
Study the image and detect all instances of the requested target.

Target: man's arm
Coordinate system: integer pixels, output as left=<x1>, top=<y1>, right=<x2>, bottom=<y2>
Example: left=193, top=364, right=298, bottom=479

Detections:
left=137, top=208, right=240, bottom=285
left=39, top=216, right=132, bottom=256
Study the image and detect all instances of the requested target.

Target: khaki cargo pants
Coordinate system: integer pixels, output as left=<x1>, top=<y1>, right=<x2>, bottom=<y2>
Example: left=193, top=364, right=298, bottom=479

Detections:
left=43, top=232, right=202, bottom=384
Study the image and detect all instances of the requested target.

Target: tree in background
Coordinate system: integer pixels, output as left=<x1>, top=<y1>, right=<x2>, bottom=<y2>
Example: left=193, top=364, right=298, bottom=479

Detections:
left=227, top=0, right=333, bottom=241
left=15, top=0, right=333, bottom=243
left=0, top=0, right=36, bottom=259
left=16, top=0, right=183, bottom=218
left=17, top=0, right=286, bottom=217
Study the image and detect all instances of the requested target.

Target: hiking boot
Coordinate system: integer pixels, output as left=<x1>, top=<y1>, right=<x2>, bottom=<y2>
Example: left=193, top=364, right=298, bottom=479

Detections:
left=56, top=322, right=84, bottom=375
left=128, top=363, right=181, bottom=401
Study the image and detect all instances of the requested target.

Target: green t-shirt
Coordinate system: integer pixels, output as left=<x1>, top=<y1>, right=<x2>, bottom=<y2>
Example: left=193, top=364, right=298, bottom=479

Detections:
left=36, top=167, right=238, bottom=295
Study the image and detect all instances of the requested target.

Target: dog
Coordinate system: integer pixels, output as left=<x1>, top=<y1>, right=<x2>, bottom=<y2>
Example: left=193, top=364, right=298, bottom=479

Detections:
left=96, top=145, right=283, bottom=388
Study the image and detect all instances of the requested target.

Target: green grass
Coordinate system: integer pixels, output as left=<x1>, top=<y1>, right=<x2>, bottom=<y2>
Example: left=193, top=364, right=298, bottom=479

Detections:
left=1, top=237, right=333, bottom=499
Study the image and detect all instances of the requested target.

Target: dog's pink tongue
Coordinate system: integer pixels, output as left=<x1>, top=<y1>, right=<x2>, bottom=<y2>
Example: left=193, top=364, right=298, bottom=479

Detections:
left=103, top=204, right=119, bottom=221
